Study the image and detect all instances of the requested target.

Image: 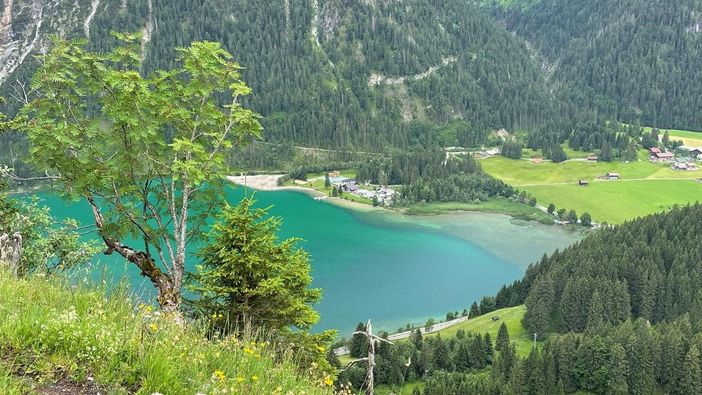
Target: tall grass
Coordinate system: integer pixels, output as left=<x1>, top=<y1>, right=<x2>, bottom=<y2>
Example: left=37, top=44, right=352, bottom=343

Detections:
left=0, top=270, right=332, bottom=394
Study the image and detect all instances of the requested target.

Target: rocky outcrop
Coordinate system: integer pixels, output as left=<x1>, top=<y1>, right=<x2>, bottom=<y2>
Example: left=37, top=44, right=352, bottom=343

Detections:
left=0, top=232, right=21, bottom=277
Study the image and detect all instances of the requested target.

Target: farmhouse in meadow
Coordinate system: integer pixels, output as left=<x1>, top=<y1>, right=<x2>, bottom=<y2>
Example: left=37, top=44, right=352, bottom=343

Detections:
left=651, top=150, right=675, bottom=161
left=606, top=172, right=620, bottom=180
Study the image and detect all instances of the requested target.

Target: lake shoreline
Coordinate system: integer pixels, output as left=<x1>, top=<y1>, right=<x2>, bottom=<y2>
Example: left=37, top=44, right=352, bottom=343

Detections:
left=226, top=175, right=384, bottom=213
left=225, top=174, right=558, bottom=223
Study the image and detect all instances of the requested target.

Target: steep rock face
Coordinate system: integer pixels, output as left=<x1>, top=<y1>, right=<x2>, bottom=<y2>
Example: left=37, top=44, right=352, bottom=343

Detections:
left=0, top=0, right=151, bottom=87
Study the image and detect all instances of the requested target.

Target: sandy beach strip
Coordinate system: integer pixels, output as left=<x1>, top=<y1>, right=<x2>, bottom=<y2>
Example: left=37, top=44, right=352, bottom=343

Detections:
left=226, top=174, right=380, bottom=212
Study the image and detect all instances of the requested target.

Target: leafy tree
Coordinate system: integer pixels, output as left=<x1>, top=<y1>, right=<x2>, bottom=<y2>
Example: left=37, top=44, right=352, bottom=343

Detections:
left=187, top=198, right=321, bottom=332
left=425, top=318, right=436, bottom=330
left=528, top=197, right=537, bottom=207
left=566, top=210, right=578, bottom=224
left=0, top=188, right=98, bottom=276
left=502, top=141, right=524, bottom=159
left=17, top=36, right=261, bottom=311
left=547, top=203, right=555, bottom=214
left=556, top=208, right=567, bottom=219
left=580, top=212, right=592, bottom=227
left=662, top=131, right=670, bottom=147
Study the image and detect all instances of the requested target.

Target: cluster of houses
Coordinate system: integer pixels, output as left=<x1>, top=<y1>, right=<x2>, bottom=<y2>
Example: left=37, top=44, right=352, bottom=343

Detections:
left=328, top=173, right=396, bottom=205
left=649, top=147, right=702, bottom=171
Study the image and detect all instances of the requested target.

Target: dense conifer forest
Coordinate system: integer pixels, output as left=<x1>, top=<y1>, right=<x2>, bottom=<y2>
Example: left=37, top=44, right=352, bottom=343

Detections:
left=497, top=0, right=702, bottom=132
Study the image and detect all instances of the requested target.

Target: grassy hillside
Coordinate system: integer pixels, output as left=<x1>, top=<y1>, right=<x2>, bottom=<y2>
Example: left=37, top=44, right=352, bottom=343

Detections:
left=424, top=305, right=534, bottom=356
left=0, top=271, right=331, bottom=395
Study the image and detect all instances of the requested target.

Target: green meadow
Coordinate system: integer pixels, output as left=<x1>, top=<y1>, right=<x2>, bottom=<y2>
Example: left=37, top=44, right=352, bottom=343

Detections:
left=424, top=305, right=534, bottom=357
left=524, top=180, right=702, bottom=224
left=482, top=156, right=702, bottom=223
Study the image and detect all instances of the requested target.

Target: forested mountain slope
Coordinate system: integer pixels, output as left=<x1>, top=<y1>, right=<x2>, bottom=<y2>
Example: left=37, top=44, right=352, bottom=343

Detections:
left=498, top=0, right=702, bottom=131
left=492, top=203, right=702, bottom=335
left=0, top=0, right=555, bottom=153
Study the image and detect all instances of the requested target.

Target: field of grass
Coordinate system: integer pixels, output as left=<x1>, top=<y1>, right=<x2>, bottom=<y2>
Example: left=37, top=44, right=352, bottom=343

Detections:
left=405, top=198, right=555, bottom=224
left=524, top=180, right=702, bottom=224
left=639, top=126, right=702, bottom=146
left=481, top=156, right=700, bottom=186
left=668, top=130, right=702, bottom=146
left=0, top=271, right=331, bottom=395
left=424, top=305, right=535, bottom=357
left=482, top=156, right=702, bottom=223
left=376, top=380, right=425, bottom=395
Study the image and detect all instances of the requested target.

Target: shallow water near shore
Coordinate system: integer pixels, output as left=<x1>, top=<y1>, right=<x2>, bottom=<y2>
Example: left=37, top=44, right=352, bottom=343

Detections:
left=28, top=187, right=581, bottom=335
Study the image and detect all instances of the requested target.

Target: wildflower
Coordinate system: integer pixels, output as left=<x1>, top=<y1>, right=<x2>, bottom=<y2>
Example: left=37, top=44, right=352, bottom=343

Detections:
left=148, top=323, right=158, bottom=332
left=251, top=375, right=258, bottom=382
left=236, top=376, right=245, bottom=383
left=213, top=370, right=226, bottom=383
left=244, top=347, right=254, bottom=355
left=324, top=376, right=334, bottom=386
left=316, top=345, right=325, bottom=353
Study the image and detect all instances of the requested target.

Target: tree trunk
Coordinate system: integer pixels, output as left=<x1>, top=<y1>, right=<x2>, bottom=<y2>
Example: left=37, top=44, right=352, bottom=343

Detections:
left=0, top=232, right=21, bottom=277
left=104, top=243, right=180, bottom=312
left=86, top=196, right=180, bottom=312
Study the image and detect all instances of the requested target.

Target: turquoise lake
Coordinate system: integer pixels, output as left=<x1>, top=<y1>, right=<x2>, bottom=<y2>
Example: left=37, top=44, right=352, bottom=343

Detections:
left=31, top=187, right=580, bottom=335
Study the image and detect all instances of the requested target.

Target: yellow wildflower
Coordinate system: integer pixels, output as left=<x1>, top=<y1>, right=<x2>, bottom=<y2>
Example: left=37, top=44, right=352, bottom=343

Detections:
left=213, top=370, right=226, bottom=383
left=148, top=323, right=158, bottom=332
left=251, top=375, right=259, bottom=382
left=316, top=345, right=325, bottom=353
left=244, top=347, right=254, bottom=355
left=236, top=376, right=245, bottom=383
left=324, top=376, right=334, bottom=386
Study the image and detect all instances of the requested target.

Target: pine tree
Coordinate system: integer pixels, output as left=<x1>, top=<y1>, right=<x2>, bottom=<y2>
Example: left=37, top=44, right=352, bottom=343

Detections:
left=324, top=173, right=331, bottom=188
left=681, top=345, right=702, bottom=395
left=586, top=290, right=605, bottom=330
left=600, top=141, right=612, bottom=162
left=607, top=343, right=629, bottom=395
left=433, top=335, right=452, bottom=371
left=496, top=322, right=510, bottom=352
left=469, top=302, right=480, bottom=318
left=187, top=198, right=321, bottom=332
left=350, top=322, right=368, bottom=358
left=524, top=274, right=555, bottom=337
left=411, top=328, right=423, bottom=350
left=484, top=333, right=494, bottom=364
